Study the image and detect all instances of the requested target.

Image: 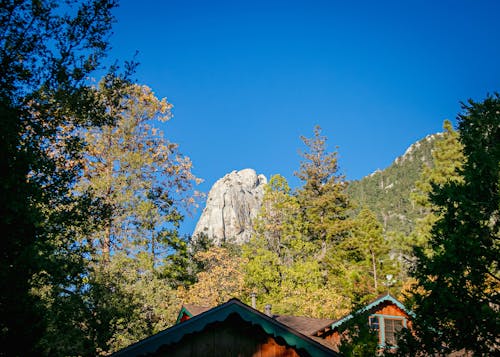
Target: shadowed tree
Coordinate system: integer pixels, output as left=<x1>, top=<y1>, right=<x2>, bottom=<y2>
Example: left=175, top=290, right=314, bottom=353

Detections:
left=0, top=0, right=123, bottom=354
left=397, top=95, right=500, bottom=356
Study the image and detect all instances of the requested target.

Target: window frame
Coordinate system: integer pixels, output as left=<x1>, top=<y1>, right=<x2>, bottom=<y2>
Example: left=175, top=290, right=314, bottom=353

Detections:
left=368, top=314, right=406, bottom=348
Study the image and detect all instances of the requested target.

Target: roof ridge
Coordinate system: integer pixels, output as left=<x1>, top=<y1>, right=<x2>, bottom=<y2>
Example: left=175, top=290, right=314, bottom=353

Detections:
left=114, top=298, right=340, bottom=357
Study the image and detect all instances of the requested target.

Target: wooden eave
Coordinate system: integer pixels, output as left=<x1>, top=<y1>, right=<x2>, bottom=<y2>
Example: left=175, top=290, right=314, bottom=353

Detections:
left=314, top=294, right=413, bottom=337
left=113, top=298, right=340, bottom=357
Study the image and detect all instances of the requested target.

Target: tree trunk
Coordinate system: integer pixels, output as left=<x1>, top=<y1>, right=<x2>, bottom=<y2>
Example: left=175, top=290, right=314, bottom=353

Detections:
left=371, top=248, right=378, bottom=291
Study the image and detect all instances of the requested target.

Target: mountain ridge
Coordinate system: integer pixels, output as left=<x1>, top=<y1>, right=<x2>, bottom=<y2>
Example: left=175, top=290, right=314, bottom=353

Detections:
left=347, top=133, right=441, bottom=234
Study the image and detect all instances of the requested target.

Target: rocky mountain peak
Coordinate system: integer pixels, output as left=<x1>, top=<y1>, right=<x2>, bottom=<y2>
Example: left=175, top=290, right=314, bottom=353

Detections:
left=193, top=169, right=267, bottom=246
left=393, top=133, right=442, bottom=165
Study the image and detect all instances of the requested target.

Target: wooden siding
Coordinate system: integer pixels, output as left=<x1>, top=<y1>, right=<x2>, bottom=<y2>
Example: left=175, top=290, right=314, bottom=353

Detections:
left=376, top=303, right=406, bottom=318
left=151, top=313, right=308, bottom=357
left=321, top=300, right=411, bottom=350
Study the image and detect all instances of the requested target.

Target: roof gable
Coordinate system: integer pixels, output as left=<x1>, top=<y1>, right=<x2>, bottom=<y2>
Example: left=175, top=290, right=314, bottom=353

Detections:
left=113, top=298, right=339, bottom=356
left=319, top=294, right=412, bottom=333
left=175, top=304, right=211, bottom=324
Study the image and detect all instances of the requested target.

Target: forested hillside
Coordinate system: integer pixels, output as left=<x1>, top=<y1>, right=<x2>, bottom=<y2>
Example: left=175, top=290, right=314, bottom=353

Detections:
left=348, top=134, right=438, bottom=235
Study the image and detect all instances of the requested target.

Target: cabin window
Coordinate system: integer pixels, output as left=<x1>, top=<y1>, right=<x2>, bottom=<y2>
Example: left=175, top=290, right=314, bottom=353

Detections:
left=368, top=315, right=405, bottom=347
left=383, top=318, right=403, bottom=346
left=369, top=316, right=379, bottom=330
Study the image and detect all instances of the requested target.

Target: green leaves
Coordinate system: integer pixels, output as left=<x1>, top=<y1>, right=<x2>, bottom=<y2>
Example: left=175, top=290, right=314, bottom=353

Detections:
left=64, top=82, right=203, bottom=354
left=76, top=83, right=201, bottom=263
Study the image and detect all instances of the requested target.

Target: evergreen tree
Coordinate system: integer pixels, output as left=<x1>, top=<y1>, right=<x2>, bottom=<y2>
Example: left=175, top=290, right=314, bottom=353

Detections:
left=242, top=175, right=347, bottom=318
left=388, top=120, right=467, bottom=288
left=398, top=95, right=500, bottom=355
left=243, top=175, right=314, bottom=309
left=326, top=207, right=397, bottom=304
left=295, top=126, right=352, bottom=255
left=410, top=119, right=465, bottom=248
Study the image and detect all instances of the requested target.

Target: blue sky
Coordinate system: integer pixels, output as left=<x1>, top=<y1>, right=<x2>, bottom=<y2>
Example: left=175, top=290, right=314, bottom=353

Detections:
left=108, top=0, right=500, bottom=235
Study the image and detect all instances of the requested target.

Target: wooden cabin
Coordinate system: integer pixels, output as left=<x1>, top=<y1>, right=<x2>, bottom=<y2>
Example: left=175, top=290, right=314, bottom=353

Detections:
left=313, top=294, right=412, bottom=351
left=112, top=298, right=340, bottom=356
left=112, top=294, right=413, bottom=356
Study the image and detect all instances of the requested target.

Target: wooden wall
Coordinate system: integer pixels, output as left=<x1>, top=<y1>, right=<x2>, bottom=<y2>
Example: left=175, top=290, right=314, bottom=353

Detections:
left=152, top=313, right=308, bottom=357
left=321, top=301, right=411, bottom=349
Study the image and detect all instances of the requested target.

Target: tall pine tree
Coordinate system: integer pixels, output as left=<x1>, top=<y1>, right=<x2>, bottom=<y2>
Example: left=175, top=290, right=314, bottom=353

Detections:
left=295, top=126, right=352, bottom=256
left=398, top=95, right=500, bottom=356
left=410, top=119, right=465, bottom=248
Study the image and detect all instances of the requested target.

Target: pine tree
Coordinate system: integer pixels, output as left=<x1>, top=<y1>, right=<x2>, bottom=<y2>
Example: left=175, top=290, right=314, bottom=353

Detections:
left=410, top=119, right=465, bottom=248
left=242, top=175, right=310, bottom=305
left=352, top=207, right=393, bottom=293
left=326, top=207, right=396, bottom=303
left=398, top=95, right=500, bottom=355
left=242, top=174, right=348, bottom=318
left=295, top=126, right=352, bottom=255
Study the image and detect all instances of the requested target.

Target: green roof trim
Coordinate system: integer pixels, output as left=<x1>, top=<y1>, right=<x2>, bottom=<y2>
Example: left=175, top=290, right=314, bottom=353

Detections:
left=330, top=294, right=412, bottom=330
left=113, top=298, right=339, bottom=356
left=174, top=306, right=193, bottom=325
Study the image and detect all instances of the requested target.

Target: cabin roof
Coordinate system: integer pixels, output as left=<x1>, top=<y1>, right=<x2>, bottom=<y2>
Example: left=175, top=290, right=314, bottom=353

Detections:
left=275, top=315, right=335, bottom=336
left=181, top=303, right=335, bottom=336
left=182, top=303, right=211, bottom=316
left=315, top=293, right=411, bottom=335
left=113, top=298, right=340, bottom=356
left=174, top=303, right=211, bottom=324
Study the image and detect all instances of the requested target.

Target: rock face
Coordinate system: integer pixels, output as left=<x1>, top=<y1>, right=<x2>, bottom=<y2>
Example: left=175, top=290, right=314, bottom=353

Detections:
left=193, top=169, right=267, bottom=245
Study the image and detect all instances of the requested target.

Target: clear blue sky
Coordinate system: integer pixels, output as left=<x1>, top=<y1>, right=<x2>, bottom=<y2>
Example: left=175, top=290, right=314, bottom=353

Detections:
left=108, top=0, right=500, bottom=235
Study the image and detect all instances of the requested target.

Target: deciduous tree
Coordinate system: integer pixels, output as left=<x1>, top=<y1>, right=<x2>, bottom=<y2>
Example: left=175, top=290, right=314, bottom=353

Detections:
left=78, top=83, right=201, bottom=263
left=182, top=246, right=247, bottom=306
left=72, top=83, right=201, bottom=354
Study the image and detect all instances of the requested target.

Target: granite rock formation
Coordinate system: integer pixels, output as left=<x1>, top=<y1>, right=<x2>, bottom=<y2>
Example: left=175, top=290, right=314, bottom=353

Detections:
left=193, top=169, right=267, bottom=245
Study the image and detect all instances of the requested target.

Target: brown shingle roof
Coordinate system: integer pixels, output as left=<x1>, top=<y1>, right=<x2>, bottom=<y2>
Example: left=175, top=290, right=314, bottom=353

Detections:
left=310, top=335, right=340, bottom=352
left=182, top=303, right=211, bottom=317
left=183, top=304, right=335, bottom=337
left=274, top=315, right=335, bottom=336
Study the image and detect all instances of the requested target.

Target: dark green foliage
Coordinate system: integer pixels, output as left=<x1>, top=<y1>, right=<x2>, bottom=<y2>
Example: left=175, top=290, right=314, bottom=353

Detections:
left=0, top=0, right=121, bottom=354
left=399, top=94, right=500, bottom=355
left=162, top=234, right=215, bottom=288
left=38, top=266, right=138, bottom=356
left=337, top=308, right=380, bottom=356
